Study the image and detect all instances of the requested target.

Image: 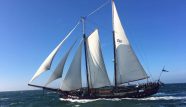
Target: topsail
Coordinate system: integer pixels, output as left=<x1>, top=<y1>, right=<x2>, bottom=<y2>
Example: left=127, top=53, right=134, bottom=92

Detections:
left=45, top=39, right=77, bottom=86
left=29, top=21, right=80, bottom=83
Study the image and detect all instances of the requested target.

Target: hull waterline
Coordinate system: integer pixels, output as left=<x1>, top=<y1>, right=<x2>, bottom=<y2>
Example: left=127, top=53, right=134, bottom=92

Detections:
left=59, top=82, right=160, bottom=99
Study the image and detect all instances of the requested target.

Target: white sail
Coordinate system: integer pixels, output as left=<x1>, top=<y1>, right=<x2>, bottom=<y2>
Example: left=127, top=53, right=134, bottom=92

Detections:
left=112, top=2, right=148, bottom=84
left=45, top=40, right=77, bottom=86
left=61, top=41, right=83, bottom=91
left=87, top=29, right=111, bottom=88
left=29, top=21, right=80, bottom=83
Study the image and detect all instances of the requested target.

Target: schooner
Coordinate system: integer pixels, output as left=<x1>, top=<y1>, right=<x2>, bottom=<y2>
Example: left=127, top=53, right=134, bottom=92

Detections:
left=28, top=0, right=161, bottom=99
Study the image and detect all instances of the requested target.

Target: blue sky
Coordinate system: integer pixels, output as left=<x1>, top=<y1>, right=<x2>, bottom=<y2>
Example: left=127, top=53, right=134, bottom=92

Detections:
left=0, top=0, right=186, bottom=91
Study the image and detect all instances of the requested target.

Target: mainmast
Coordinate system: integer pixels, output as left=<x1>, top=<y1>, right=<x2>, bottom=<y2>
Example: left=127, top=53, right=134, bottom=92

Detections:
left=81, top=17, right=90, bottom=93
left=111, top=0, right=117, bottom=87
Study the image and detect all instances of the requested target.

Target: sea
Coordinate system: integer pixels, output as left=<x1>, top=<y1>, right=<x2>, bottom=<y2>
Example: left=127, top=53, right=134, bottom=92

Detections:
left=0, top=83, right=186, bottom=107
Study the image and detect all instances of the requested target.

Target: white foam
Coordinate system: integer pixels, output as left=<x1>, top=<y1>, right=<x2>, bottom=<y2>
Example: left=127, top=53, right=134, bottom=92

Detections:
left=59, top=96, right=186, bottom=103
left=155, top=92, right=167, bottom=96
left=0, top=98, right=9, bottom=101
left=59, top=98, right=99, bottom=103
left=103, top=98, right=121, bottom=101
left=47, top=92, right=56, bottom=94
left=155, top=92, right=183, bottom=96
left=75, top=105, right=80, bottom=107
left=136, top=96, right=186, bottom=101
left=59, top=98, right=122, bottom=103
left=10, top=103, right=17, bottom=105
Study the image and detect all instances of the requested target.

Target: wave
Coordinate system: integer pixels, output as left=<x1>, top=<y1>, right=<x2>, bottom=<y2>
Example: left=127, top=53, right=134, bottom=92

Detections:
left=0, top=98, right=9, bottom=101
left=59, top=98, right=123, bottom=103
left=59, top=98, right=99, bottom=103
left=10, top=102, right=24, bottom=106
left=154, top=92, right=186, bottom=97
left=10, top=103, right=17, bottom=106
left=155, top=92, right=167, bottom=96
left=135, top=96, right=186, bottom=101
left=60, top=96, right=186, bottom=103
left=47, top=91, right=56, bottom=94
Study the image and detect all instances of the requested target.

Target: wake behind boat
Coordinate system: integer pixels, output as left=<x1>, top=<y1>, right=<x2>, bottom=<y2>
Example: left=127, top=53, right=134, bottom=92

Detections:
left=28, top=0, right=163, bottom=99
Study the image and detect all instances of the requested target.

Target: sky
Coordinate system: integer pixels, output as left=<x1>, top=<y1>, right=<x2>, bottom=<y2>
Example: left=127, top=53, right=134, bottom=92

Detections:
left=0, top=0, right=186, bottom=91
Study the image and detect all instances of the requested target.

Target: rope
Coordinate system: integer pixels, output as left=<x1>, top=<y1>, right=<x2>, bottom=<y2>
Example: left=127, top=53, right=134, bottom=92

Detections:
left=86, top=0, right=110, bottom=18
left=130, top=36, right=154, bottom=82
left=59, top=21, right=81, bottom=45
left=29, top=21, right=80, bottom=83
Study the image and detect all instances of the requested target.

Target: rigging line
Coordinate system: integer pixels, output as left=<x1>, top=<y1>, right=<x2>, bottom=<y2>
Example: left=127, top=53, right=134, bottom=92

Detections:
left=135, top=42, right=154, bottom=81
left=86, top=19, right=112, bottom=34
left=59, top=20, right=81, bottom=45
left=29, top=20, right=81, bottom=84
left=130, top=36, right=154, bottom=81
left=86, top=19, right=113, bottom=48
left=86, top=0, right=110, bottom=18
left=59, top=38, right=82, bottom=88
left=60, top=38, right=84, bottom=90
left=86, top=19, right=126, bottom=38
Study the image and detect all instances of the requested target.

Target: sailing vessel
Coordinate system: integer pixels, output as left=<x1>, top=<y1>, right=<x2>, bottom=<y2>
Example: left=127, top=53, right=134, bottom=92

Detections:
left=28, top=0, right=161, bottom=99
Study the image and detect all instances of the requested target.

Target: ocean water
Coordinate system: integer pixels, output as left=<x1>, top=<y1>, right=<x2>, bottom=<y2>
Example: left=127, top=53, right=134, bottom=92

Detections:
left=1, top=83, right=186, bottom=107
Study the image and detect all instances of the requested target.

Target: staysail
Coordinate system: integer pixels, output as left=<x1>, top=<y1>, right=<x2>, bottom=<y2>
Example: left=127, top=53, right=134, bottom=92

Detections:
left=45, top=39, right=77, bottom=86
left=86, top=29, right=111, bottom=88
left=112, top=1, right=148, bottom=85
left=60, top=41, right=83, bottom=91
left=29, top=21, right=80, bottom=83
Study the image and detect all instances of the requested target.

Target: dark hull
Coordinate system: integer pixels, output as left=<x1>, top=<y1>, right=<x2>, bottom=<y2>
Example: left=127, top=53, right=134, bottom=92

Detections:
left=59, top=82, right=160, bottom=99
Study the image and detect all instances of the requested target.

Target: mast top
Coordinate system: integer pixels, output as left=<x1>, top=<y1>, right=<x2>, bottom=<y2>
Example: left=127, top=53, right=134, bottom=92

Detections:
left=81, top=17, right=86, bottom=35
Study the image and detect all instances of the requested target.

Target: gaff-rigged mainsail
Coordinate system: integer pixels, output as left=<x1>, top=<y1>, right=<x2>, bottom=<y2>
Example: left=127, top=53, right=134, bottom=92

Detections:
left=112, top=1, right=148, bottom=85
left=60, top=41, right=83, bottom=91
left=87, top=29, right=111, bottom=88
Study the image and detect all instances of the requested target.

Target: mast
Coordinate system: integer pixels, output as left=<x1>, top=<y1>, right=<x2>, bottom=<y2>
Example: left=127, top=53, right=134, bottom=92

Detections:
left=111, top=0, right=117, bottom=87
left=81, top=17, right=90, bottom=93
